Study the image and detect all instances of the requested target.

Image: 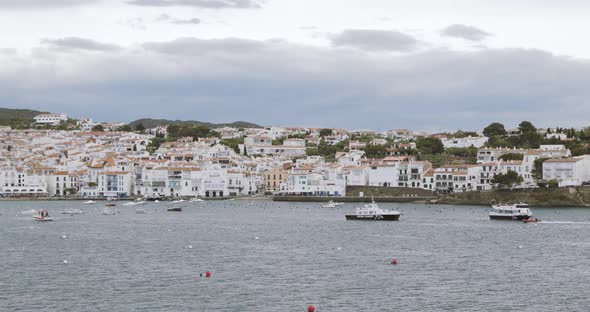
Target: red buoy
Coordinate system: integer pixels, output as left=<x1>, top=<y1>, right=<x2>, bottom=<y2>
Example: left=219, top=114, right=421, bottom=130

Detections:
left=205, top=271, right=211, bottom=278
left=391, top=259, right=398, bottom=265
left=308, top=304, right=315, bottom=312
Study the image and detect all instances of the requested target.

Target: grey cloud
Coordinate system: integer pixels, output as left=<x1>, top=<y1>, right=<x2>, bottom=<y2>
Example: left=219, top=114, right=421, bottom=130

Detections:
left=2, top=37, right=590, bottom=130
left=0, top=0, right=97, bottom=9
left=127, top=0, right=261, bottom=8
left=442, top=24, right=491, bottom=41
left=157, top=14, right=201, bottom=25
left=331, top=29, right=419, bottom=52
left=41, top=37, right=122, bottom=52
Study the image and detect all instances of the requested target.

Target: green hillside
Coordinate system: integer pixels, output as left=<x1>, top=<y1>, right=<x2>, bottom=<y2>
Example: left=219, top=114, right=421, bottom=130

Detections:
left=128, top=118, right=263, bottom=129
left=0, top=108, right=48, bottom=129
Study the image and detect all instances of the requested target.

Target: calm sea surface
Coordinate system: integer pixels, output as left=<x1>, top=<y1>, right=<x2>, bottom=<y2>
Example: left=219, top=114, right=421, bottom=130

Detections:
left=1, top=200, right=589, bottom=312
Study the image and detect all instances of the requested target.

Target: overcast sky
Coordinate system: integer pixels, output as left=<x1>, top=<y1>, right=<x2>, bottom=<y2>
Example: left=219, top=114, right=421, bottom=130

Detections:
left=1, top=0, right=589, bottom=131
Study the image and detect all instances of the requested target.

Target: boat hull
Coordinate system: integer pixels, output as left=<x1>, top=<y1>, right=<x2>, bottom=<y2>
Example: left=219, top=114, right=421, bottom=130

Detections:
left=489, top=215, right=531, bottom=220
left=345, top=214, right=400, bottom=221
left=167, top=208, right=182, bottom=212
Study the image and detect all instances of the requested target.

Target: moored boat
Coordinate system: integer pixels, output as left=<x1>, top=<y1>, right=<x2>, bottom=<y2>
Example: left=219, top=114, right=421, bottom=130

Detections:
left=135, top=208, right=147, bottom=214
left=61, top=208, right=83, bottom=215
left=105, top=203, right=116, bottom=207
left=523, top=217, right=540, bottom=223
left=490, top=203, right=533, bottom=220
left=167, top=207, right=182, bottom=212
left=321, top=200, right=344, bottom=208
left=345, top=199, right=400, bottom=221
left=82, top=200, right=96, bottom=205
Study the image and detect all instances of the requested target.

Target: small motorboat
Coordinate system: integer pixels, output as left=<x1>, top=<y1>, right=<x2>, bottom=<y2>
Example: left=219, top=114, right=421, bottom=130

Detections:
left=101, top=208, right=116, bottom=215
left=523, top=217, right=540, bottom=223
left=167, top=207, right=182, bottom=212
left=82, top=200, right=96, bottom=205
left=33, top=209, right=53, bottom=221
left=105, top=203, right=116, bottom=207
left=190, top=198, right=203, bottom=202
left=321, top=200, right=344, bottom=208
left=61, top=208, right=83, bottom=215
left=171, top=199, right=185, bottom=204
left=135, top=208, right=147, bottom=214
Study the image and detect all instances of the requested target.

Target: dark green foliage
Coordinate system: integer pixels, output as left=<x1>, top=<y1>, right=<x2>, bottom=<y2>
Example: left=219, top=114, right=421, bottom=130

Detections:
left=135, top=123, right=146, bottom=133
left=451, top=130, right=479, bottom=138
left=499, top=153, right=524, bottom=161
left=319, top=128, right=333, bottom=137
left=483, top=122, right=507, bottom=137
left=305, top=139, right=349, bottom=161
left=445, top=147, right=478, bottom=158
left=416, top=137, right=444, bottom=154
left=531, top=158, right=550, bottom=180
left=220, top=137, right=244, bottom=154
left=167, top=124, right=215, bottom=140
left=491, top=170, right=524, bottom=189
left=119, top=125, right=132, bottom=132
left=92, top=124, right=104, bottom=132
left=128, top=118, right=262, bottom=129
left=147, top=137, right=166, bottom=154
left=364, top=144, right=387, bottom=159
left=0, top=107, right=49, bottom=129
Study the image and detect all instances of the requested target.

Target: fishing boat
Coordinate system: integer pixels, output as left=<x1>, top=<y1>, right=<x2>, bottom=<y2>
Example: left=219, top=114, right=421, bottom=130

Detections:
left=345, top=199, right=400, bottom=221
left=135, top=207, right=147, bottom=214
left=82, top=200, right=96, bottom=205
left=105, top=203, right=116, bottom=207
left=61, top=208, right=83, bottom=215
left=490, top=203, right=533, bottom=220
left=33, top=209, right=53, bottom=221
left=167, top=207, right=182, bottom=212
left=321, top=200, right=344, bottom=208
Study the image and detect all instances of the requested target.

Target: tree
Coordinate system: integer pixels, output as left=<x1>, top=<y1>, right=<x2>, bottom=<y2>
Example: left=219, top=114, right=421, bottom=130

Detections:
left=92, top=124, right=104, bottom=132
left=499, top=153, right=524, bottom=161
left=518, top=121, right=536, bottom=134
left=531, top=158, right=549, bottom=180
left=319, top=128, right=333, bottom=137
left=491, top=170, right=524, bottom=189
left=7, top=145, right=11, bottom=151
left=133, top=144, right=137, bottom=152
left=363, top=144, right=387, bottom=159
left=119, top=125, right=132, bottom=132
left=483, top=122, right=507, bottom=137
left=135, top=123, right=146, bottom=133
left=88, top=182, right=98, bottom=187
left=416, top=137, right=444, bottom=154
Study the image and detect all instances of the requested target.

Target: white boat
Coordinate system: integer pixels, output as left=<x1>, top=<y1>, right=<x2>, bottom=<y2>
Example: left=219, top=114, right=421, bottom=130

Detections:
left=61, top=208, right=83, bottom=215
left=171, top=199, right=185, bottom=204
left=490, top=203, right=533, bottom=220
left=345, top=199, right=400, bottom=221
left=135, top=208, right=147, bottom=214
left=190, top=198, right=204, bottom=202
left=33, top=209, right=53, bottom=221
left=82, top=200, right=96, bottom=205
left=123, top=201, right=147, bottom=207
left=321, top=200, right=344, bottom=208
left=101, top=208, right=116, bottom=215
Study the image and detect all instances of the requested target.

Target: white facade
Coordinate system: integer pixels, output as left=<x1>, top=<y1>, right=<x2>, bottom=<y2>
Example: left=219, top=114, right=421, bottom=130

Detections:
left=442, top=136, right=488, bottom=148
left=543, top=156, right=590, bottom=186
left=34, top=113, right=68, bottom=125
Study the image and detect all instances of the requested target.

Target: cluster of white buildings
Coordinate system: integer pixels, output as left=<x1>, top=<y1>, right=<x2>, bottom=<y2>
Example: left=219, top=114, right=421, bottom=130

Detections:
left=1, top=121, right=589, bottom=198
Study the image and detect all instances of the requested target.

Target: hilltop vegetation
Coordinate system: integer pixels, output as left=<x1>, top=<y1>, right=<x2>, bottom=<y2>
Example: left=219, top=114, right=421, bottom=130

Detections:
left=0, top=108, right=47, bottom=129
left=128, top=118, right=262, bottom=129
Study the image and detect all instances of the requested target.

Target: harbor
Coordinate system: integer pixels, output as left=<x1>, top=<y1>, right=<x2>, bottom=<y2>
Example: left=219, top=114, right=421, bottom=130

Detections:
left=1, top=200, right=589, bottom=311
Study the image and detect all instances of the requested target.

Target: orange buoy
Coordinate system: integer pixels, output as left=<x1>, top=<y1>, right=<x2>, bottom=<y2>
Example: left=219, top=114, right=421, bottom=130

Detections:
left=205, top=271, right=211, bottom=278
left=308, top=304, right=315, bottom=312
left=391, top=259, right=398, bottom=265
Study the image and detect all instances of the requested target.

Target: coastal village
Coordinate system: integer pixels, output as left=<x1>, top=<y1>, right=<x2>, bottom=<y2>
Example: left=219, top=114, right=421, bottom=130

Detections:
left=0, top=112, right=588, bottom=200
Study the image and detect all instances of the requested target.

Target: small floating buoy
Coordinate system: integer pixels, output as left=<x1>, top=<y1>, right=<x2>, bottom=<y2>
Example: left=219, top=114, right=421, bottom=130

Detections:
left=337, top=247, right=342, bottom=251
left=188, top=245, right=193, bottom=249
left=63, top=260, right=68, bottom=264
left=61, top=235, right=67, bottom=239
left=391, top=259, right=398, bottom=265
left=308, top=304, right=315, bottom=312
left=254, top=236, right=259, bottom=240
left=205, top=271, right=211, bottom=278
left=518, top=246, right=523, bottom=249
